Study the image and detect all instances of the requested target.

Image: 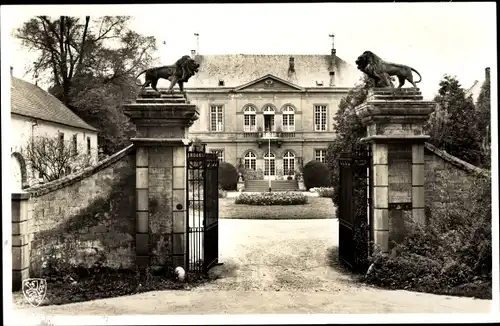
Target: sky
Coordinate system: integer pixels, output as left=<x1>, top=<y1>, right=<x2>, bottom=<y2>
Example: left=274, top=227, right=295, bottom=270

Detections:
left=1, top=2, right=497, bottom=100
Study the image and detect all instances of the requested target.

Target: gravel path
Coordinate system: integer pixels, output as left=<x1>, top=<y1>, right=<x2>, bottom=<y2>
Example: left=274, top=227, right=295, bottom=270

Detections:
left=13, top=219, right=492, bottom=316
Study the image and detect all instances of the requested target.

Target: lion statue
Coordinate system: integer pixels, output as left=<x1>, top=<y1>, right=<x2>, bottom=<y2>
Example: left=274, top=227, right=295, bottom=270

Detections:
left=355, top=51, right=422, bottom=88
left=135, top=55, right=200, bottom=93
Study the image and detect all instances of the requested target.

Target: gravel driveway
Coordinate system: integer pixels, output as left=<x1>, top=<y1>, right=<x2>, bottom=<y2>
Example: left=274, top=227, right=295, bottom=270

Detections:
left=12, top=219, right=492, bottom=317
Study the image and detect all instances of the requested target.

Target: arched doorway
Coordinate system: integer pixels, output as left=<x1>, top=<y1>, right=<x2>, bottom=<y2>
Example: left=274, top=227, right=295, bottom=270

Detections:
left=263, top=105, right=275, bottom=132
left=11, top=152, right=27, bottom=192
left=264, top=152, right=276, bottom=180
left=283, top=151, right=296, bottom=177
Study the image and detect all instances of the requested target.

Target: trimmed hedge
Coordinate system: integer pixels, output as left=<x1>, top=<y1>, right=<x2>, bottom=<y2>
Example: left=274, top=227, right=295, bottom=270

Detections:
left=234, top=192, right=308, bottom=206
left=303, top=160, right=331, bottom=190
left=218, top=162, right=238, bottom=191
left=310, top=187, right=335, bottom=198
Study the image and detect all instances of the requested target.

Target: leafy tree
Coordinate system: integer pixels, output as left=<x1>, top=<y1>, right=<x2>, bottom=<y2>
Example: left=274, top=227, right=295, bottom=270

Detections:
left=14, top=16, right=158, bottom=155
left=425, top=75, right=482, bottom=166
left=325, top=76, right=371, bottom=206
left=475, top=71, right=491, bottom=168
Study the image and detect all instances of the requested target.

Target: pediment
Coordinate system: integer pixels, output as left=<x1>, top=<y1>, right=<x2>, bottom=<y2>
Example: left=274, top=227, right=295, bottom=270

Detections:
left=234, top=74, right=304, bottom=92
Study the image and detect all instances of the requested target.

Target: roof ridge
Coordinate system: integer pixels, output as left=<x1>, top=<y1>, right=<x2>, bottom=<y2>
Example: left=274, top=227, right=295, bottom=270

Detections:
left=11, top=76, right=99, bottom=132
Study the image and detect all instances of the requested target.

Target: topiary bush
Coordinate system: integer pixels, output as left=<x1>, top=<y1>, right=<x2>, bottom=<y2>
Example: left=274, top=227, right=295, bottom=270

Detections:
left=235, top=192, right=308, bottom=206
left=218, top=162, right=238, bottom=190
left=302, top=160, right=331, bottom=190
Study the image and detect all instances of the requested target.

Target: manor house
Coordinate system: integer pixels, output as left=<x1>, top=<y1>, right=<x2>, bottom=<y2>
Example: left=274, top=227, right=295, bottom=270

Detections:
left=185, top=43, right=361, bottom=180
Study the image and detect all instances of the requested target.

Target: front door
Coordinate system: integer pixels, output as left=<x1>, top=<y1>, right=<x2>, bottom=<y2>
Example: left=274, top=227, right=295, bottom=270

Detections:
left=263, top=154, right=276, bottom=180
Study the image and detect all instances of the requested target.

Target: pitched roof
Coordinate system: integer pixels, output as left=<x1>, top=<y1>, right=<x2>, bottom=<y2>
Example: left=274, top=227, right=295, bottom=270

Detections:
left=186, top=54, right=362, bottom=88
left=10, top=76, right=98, bottom=132
left=465, top=80, right=483, bottom=103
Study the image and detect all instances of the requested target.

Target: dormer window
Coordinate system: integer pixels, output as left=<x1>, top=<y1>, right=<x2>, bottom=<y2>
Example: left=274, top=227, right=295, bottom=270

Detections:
left=219, top=79, right=225, bottom=86
left=316, top=81, right=324, bottom=86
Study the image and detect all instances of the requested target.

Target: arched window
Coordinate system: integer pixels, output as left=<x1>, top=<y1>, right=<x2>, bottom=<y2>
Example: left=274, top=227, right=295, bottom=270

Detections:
left=264, top=152, right=276, bottom=176
left=282, top=105, right=295, bottom=132
left=283, top=151, right=295, bottom=175
left=263, top=105, right=275, bottom=131
left=244, top=151, right=257, bottom=170
left=243, top=105, right=257, bottom=132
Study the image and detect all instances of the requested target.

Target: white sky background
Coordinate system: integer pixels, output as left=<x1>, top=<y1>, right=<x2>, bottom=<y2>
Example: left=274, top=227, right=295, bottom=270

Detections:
left=1, top=2, right=497, bottom=99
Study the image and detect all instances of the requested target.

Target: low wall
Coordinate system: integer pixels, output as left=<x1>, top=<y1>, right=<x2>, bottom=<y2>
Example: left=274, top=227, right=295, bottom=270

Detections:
left=387, top=143, right=489, bottom=248
left=13, top=145, right=137, bottom=282
left=424, top=143, right=490, bottom=215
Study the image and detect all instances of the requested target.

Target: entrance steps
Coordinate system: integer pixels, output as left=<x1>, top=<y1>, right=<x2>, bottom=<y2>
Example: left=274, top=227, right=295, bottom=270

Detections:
left=244, top=180, right=299, bottom=192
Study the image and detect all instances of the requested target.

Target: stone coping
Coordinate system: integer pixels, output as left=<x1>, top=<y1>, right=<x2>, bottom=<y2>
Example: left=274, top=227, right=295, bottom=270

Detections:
left=25, top=144, right=136, bottom=197
left=424, top=143, right=490, bottom=177
left=11, top=192, right=30, bottom=200
left=361, top=135, right=431, bottom=143
left=130, top=138, right=192, bottom=147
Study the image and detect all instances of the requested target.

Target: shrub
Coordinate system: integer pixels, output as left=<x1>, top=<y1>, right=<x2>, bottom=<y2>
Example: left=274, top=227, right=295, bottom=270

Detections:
left=234, top=192, right=308, bottom=206
left=218, top=162, right=238, bottom=190
left=311, top=187, right=335, bottom=198
left=218, top=189, right=227, bottom=198
left=302, top=160, right=331, bottom=190
left=364, top=174, right=492, bottom=299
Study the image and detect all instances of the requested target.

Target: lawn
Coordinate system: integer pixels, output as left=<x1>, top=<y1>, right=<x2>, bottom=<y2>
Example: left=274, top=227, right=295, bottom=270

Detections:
left=219, top=197, right=336, bottom=220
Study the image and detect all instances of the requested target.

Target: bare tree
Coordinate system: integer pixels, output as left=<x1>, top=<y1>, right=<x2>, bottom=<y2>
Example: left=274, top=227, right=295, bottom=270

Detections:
left=25, top=136, right=94, bottom=183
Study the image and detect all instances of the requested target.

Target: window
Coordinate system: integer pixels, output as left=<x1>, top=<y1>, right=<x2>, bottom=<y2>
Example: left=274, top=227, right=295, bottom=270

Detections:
left=315, top=149, right=327, bottom=163
left=87, top=137, right=91, bottom=155
left=210, top=149, right=224, bottom=163
left=314, top=105, right=327, bottom=131
left=210, top=105, right=224, bottom=131
left=72, top=134, right=78, bottom=156
left=263, top=105, right=275, bottom=132
left=283, top=151, right=295, bottom=175
left=218, top=80, right=225, bottom=86
left=243, top=105, right=257, bottom=132
left=58, top=132, right=64, bottom=151
left=244, top=151, right=257, bottom=170
left=282, top=106, right=295, bottom=132
left=264, top=153, right=276, bottom=176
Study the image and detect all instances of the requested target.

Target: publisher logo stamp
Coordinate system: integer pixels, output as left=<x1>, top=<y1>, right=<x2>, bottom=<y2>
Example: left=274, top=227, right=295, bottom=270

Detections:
left=22, top=278, right=47, bottom=307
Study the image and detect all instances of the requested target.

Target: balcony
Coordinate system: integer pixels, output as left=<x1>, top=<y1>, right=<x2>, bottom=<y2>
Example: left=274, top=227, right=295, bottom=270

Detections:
left=257, top=130, right=283, bottom=148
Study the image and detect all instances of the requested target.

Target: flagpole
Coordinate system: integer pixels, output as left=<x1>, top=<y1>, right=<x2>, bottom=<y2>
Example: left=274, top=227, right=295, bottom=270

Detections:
left=268, top=136, right=271, bottom=192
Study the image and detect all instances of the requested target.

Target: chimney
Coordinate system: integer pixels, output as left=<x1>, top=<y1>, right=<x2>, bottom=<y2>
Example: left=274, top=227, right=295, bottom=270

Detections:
left=10, top=66, right=13, bottom=76
left=329, top=34, right=336, bottom=86
left=288, top=56, right=295, bottom=73
left=485, top=67, right=490, bottom=81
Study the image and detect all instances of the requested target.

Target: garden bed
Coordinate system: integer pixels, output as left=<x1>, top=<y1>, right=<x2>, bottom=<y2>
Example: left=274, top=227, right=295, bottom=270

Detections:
left=220, top=197, right=335, bottom=219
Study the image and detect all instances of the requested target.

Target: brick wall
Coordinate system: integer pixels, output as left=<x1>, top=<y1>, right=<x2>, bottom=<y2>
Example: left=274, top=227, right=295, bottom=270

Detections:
left=25, top=145, right=136, bottom=276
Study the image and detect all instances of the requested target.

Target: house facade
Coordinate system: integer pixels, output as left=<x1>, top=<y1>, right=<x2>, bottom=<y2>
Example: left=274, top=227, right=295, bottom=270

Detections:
left=184, top=45, right=361, bottom=180
left=10, top=75, right=99, bottom=190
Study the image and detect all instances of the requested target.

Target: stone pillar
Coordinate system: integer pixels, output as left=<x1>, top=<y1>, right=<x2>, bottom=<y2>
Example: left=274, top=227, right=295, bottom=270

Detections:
left=356, top=88, right=435, bottom=253
left=123, top=91, right=199, bottom=272
left=12, top=192, right=31, bottom=290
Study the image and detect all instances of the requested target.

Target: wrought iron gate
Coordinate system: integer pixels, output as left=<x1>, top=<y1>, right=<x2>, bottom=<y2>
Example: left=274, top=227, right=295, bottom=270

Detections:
left=186, top=144, right=219, bottom=273
left=338, top=145, right=373, bottom=273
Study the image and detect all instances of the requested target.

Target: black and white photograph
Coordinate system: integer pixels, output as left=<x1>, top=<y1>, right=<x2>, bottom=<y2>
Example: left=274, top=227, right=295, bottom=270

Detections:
left=2, top=2, right=498, bottom=325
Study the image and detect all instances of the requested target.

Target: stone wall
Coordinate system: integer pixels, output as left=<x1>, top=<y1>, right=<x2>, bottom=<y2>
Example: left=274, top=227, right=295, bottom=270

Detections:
left=387, top=142, right=489, bottom=250
left=24, top=145, right=136, bottom=276
left=423, top=142, right=489, bottom=216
